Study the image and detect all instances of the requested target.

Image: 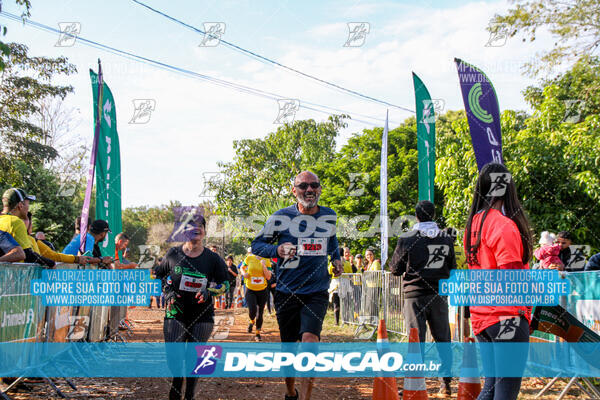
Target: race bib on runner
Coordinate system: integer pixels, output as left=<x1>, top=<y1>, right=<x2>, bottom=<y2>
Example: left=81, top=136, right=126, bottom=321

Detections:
left=179, top=274, right=208, bottom=293
left=251, top=276, right=265, bottom=285
left=297, top=238, right=327, bottom=256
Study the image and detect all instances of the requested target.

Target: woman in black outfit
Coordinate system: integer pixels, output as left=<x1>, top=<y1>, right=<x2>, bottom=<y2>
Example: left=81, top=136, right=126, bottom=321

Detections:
left=155, top=215, right=229, bottom=400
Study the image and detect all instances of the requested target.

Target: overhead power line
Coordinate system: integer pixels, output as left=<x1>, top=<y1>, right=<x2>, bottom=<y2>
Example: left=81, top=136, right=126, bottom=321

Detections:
left=1, top=11, right=404, bottom=127
left=131, top=0, right=415, bottom=114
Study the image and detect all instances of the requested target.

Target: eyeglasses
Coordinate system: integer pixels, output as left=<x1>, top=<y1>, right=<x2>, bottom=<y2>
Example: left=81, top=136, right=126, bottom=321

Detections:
left=295, top=182, right=320, bottom=190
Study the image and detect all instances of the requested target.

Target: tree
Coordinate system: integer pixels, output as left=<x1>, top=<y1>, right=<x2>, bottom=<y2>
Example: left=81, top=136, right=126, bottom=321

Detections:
left=0, top=43, right=78, bottom=248
left=490, top=0, right=600, bottom=76
left=0, top=1, right=32, bottom=70
left=35, top=98, right=88, bottom=178
left=436, top=66, right=600, bottom=251
left=0, top=43, right=77, bottom=183
left=522, top=55, right=600, bottom=119
left=314, top=121, right=443, bottom=260
left=21, top=161, right=77, bottom=247
left=210, top=115, right=348, bottom=217
left=122, top=202, right=178, bottom=259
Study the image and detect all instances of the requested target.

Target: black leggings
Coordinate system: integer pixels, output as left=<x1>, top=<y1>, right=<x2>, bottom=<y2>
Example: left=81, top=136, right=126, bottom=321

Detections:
left=225, top=282, right=236, bottom=308
left=476, top=316, right=530, bottom=400
left=245, top=288, right=268, bottom=330
left=332, top=292, right=340, bottom=324
left=163, top=318, right=214, bottom=400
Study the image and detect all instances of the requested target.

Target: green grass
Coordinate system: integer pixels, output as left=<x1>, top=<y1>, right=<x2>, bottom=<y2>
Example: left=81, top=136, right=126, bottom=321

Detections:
left=320, top=311, right=358, bottom=341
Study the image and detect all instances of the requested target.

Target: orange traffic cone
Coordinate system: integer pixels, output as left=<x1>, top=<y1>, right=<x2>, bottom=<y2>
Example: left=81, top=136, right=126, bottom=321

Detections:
left=372, top=319, right=400, bottom=400
left=214, top=295, right=221, bottom=309
left=220, top=294, right=226, bottom=309
left=457, top=338, right=481, bottom=400
left=403, top=327, right=429, bottom=400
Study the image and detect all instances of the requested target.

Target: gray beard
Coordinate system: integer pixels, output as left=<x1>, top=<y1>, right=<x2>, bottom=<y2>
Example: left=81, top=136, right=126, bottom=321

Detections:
left=298, top=194, right=319, bottom=209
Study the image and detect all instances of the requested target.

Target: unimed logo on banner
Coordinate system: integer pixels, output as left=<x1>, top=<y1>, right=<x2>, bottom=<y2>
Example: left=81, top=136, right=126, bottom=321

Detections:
left=192, top=345, right=222, bottom=375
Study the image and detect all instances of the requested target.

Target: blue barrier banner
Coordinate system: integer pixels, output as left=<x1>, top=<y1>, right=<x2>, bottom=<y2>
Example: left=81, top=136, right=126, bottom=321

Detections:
left=566, top=271, right=600, bottom=334
left=440, top=269, right=570, bottom=306
left=0, top=342, right=599, bottom=378
left=30, top=269, right=161, bottom=306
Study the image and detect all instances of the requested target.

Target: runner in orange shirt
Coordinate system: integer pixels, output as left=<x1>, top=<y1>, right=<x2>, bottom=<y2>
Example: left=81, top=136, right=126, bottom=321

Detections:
left=464, top=162, right=533, bottom=400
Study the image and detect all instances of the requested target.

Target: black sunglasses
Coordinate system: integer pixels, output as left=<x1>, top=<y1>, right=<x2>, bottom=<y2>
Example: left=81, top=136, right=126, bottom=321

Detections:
left=295, top=182, right=320, bottom=190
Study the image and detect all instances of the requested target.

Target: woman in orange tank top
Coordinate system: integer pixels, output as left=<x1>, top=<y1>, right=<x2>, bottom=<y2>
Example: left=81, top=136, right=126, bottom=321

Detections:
left=464, top=163, right=533, bottom=400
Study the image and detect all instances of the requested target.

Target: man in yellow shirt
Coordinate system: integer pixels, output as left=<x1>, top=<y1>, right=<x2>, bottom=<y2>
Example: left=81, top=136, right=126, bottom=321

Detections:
left=1, top=188, right=54, bottom=267
left=1, top=188, right=34, bottom=250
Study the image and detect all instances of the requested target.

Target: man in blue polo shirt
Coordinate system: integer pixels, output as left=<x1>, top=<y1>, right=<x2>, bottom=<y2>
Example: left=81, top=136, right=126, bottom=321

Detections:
left=252, top=171, right=342, bottom=400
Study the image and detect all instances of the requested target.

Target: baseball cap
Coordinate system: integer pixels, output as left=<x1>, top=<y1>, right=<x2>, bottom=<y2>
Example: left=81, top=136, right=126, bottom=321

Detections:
left=2, top=188, right=36, bottom=209
left=90, top=220, right=111, bottom=234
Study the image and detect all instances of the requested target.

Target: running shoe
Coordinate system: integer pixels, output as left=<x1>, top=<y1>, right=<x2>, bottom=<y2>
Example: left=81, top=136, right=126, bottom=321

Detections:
left=255, top=333, right=261, bottom=341
left=284, top=388, right=298, bottom=400
left=247, top=323, right=253, bottom=333
left=436, top=378, right=452, bottom=398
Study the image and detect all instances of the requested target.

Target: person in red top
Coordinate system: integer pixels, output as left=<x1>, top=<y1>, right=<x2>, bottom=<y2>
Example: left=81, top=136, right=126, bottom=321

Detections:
left=114, top=232, right=138, bottom=269
left=464, top=162, right=533, bottom=400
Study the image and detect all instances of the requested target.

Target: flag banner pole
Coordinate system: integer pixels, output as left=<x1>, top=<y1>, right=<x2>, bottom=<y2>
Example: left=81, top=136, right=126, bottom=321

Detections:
left=380, top=110, right=389, bottom=270
left=92, top=62, right=123, bottom=257
left=413, top=72, right=436, bottom=202
left=79, top=59, right=103, bottom=254
left=454, top=58, right=503, bottom=170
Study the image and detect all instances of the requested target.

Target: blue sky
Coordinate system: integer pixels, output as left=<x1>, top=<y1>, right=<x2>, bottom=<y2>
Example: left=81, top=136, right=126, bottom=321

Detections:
left=3, top=0, right=554, bottom=207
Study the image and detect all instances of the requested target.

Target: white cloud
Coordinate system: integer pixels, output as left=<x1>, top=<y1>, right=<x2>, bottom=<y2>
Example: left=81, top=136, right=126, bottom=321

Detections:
left=6, top=0, right=560, bottom=208
left=110, top=0, right=554, bottom=207
left=308, top=22, right=347, bottom=38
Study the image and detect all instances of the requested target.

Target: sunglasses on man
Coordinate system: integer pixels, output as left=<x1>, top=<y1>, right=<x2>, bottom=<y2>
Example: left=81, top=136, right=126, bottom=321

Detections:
left=295, top=182, right=321, bottom=190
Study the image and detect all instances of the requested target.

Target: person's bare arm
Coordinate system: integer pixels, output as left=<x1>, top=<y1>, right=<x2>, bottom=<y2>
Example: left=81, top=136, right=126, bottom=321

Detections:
left=262, top=261, right=272, bottom=280
left=0, top=246, right=25, bottom=263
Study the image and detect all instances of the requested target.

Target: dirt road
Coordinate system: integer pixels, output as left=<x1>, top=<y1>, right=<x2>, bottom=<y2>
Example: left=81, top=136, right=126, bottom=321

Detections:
left=3, top=306, right=591, bottom=399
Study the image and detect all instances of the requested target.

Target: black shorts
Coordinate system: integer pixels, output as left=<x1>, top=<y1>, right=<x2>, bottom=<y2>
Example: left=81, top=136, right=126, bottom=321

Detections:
left=274, top=290, right=329, bottom=342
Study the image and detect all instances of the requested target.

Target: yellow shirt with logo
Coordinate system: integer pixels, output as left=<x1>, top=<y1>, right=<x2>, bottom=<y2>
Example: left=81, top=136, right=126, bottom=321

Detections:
left=0, top=214, right=31, bottom=249
left=242, top=254, right=269, bottom=291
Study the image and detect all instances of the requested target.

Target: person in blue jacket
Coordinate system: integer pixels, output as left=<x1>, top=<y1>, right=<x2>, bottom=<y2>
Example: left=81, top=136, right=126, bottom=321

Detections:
left=584, top=253, right=600, bottom=271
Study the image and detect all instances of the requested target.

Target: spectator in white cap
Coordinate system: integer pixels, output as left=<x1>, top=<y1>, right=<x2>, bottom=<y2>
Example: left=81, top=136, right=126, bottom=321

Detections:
left=534, top=231, right=563, bottom=270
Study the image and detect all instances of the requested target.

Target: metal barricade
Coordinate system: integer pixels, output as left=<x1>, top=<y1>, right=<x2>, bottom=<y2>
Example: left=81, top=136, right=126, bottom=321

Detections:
left=44, top=263, right=94, bottom=343
left=565, top=270, right=600, bottom=334
left=383, top=272, right=406, bottom=336
left=360, top=271, right=383, bottom=326
left=337, top=270, right=458, bottom=342
left=0, top=263, right=45, bottom=375
left=339, top=273, right=362, bottom=325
